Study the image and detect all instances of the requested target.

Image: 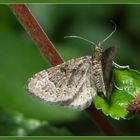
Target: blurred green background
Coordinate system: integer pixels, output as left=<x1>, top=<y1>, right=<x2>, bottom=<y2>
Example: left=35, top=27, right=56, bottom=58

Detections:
left=0, top=4, right=140, bottom=136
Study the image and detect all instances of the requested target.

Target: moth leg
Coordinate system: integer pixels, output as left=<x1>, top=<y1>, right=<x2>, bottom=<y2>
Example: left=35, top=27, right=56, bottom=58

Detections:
left=112, top=61, right=129, bottom=69
left=113, top=81, right=123, bottom=91
left=112, top=61, right=126, bottom=91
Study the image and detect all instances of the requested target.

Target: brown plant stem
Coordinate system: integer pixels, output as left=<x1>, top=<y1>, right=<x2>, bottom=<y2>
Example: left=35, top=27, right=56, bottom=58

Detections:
left=9, top=4, right=63, bottom=66
left=9, top=4, right=117, bottom=135
left=86, top=105, right=116, bottom=135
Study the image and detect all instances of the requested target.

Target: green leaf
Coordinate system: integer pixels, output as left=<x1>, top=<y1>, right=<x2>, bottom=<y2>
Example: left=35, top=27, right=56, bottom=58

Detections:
left=28, top=124, right=71, bottom=136
left=0, top=109, right=71, bottom=136
left=95, top=64, right=140, bottom=120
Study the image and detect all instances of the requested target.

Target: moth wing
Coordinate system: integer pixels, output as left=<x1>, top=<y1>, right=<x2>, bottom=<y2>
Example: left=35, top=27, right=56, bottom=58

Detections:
left=102, top=46, right=117, bottom=97
left=67, top=69, right=97, bottom=110
left=25, top=56, right=96, bottom=109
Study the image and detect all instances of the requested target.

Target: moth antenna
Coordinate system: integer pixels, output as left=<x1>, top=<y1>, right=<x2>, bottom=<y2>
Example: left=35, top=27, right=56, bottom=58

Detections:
left=64, top=35, right=97, bottom=46
left=100, top=20, right=117, bottom=46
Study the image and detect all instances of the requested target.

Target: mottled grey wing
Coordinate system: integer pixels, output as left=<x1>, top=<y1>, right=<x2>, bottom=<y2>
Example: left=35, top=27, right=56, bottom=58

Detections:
left=102, top=46, right=117, bottom=97
left=67, top=70, right=96, bottom=110
left=25, top=56, right=96, bottom=110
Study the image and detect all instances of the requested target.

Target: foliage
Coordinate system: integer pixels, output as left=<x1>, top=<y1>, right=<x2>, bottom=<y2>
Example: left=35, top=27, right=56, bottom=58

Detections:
left=95, top=65, right=140, bottom=120
left=0, top=4, right=140, bottom=135
left=0, top=109, right=71, bottom=136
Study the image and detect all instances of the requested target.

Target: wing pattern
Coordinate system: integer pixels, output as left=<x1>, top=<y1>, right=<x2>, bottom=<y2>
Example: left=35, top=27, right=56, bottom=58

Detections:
left=26, top=56, right=97, bottom=110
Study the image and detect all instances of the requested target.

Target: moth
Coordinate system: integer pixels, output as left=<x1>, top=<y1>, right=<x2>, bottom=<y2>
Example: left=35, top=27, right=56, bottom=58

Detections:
left=25, top=27, right=117, bottom=111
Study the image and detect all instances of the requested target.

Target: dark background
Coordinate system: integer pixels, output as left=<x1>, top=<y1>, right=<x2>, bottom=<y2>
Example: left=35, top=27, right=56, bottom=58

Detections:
left=0, top=4, right=140, bottom=136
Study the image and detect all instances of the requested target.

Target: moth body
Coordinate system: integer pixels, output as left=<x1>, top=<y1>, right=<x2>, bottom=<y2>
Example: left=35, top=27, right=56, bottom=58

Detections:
left=25, top=45, right=117, bottom=110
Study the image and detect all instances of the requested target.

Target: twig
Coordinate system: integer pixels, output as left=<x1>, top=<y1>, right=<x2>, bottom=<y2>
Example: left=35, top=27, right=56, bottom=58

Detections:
left=9, top=4, right=63, bottom=66
left=86, top=105, right=116, bottom=135
left=9, top=4, right=117, bottom=135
